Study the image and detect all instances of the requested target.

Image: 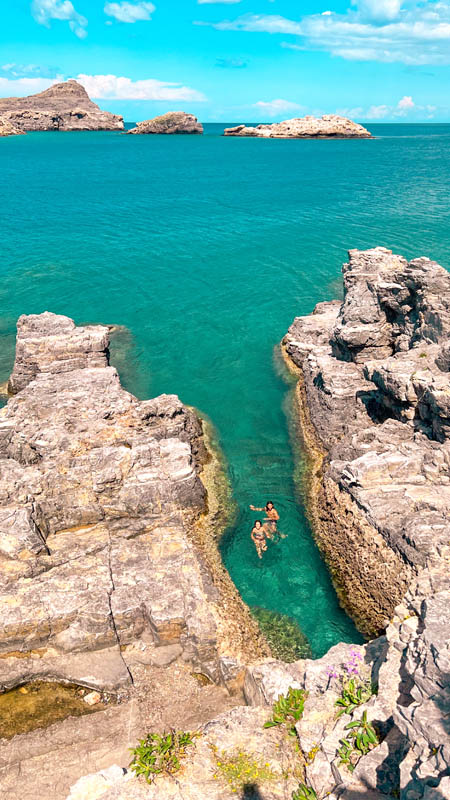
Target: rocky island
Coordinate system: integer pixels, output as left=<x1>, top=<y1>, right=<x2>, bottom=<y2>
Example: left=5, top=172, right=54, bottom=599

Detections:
left=126, top=112, right=203, bottom=135
left=1, top=250, right=449, bottom=800
left=224, top=114, right=372, bottom=139
left=0, top=80, right=123, bottom=133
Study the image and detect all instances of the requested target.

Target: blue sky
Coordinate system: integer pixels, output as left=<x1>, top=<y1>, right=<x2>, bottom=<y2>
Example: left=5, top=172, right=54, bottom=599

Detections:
left=1, top=0, right=449, bottom=122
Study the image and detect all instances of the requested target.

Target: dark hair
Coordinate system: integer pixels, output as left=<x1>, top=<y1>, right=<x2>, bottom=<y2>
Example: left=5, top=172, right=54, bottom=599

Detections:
left=265, top=501, right=274, bottom=509
left=254, top=520, right=262, bottom=527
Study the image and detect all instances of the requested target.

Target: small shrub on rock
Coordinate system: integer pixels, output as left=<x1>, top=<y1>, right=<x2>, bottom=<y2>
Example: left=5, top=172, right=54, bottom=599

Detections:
left=213, top=749, right=276, bottom=793
left=292, top=784, right=318, bottom=799
left=264, top=687, right=307, bottom=738
left=129, top=730, right=196, bottom=783
left=337, top=710, right=379, bottom=772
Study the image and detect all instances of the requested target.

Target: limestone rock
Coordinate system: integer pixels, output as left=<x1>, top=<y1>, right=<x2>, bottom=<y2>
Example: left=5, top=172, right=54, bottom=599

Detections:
left=283, top=246, right=450, bottom=798
left=0, top=80, right=124, bottom=132
left=65, top=706, right=301, bottom=800
left=224, top=115, right=372, bottom=139
left=0, top=116, right=24, bottom=137
left=127, top=112, right=203, bottom=135
left=0, top=312, right=224, bottom=694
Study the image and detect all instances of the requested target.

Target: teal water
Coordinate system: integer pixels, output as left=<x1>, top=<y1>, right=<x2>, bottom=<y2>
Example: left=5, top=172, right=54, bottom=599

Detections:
left=2, top=123, right=450, bottom=657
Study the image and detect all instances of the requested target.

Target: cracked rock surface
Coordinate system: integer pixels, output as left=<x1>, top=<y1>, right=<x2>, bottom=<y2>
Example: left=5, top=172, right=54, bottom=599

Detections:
left=0, top=311, right=228, bottom=689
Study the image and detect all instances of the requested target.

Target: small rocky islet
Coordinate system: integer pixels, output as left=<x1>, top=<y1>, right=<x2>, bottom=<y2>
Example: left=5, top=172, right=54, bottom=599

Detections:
left=224, top=115, right=373, bottom=139
left=0, top=248, right=448, bottom=800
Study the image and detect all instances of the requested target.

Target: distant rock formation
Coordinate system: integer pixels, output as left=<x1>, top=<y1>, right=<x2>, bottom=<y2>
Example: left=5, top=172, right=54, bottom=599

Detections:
left=0, top=80, right=124, bottom=132
left=224, top=114, right=372, bottom=139
left=0, top=116, right=24, bottom=137
left=127, top=111, right=203, bottom=135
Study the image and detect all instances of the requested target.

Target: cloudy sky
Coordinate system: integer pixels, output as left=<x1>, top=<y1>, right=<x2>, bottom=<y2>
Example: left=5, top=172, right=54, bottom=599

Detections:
left=2, top=0, right=449, bottom=121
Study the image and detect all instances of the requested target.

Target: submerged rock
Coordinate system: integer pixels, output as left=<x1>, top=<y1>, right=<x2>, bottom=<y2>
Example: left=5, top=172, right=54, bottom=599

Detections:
left=224, top=114, right=372, bottom=139
left=0, top=80, right=124, bottom=132
left=127, top=112, right=203, bottom=135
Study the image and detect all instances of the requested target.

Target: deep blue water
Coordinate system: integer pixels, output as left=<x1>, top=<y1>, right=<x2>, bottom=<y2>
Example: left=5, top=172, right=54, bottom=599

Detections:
left=1, top=122, right=449, bottom=657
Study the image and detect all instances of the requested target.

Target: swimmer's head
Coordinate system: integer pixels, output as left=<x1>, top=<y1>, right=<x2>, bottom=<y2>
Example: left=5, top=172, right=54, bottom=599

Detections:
left=255, top=520, right=262, bottom=528
left=265, top=501, right=274, bottom=510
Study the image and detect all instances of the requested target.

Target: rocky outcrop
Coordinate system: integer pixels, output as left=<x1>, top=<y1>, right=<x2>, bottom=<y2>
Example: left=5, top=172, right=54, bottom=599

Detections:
left=127, top=112, right=203, bottom=135
left=280, top=246, right=450, bottom=798
left=283, top=247, right=450, bottom=633
left=0, top=312, right=267, bottom=691
left=224, top=115, right=372, bottom=139
left=0, top=80, right=124, bottom=132
left=66, top=705, right=301, bottom=800
left=0, top=311, right=272, bottom=797
left=0, top=117, right=24, bottom=137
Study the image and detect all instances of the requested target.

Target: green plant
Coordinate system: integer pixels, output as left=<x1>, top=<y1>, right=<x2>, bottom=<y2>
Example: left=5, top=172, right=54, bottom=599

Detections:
left=337, top=711, right=379, bottom=772
left=264, top=687, right=307, bottom=738
left=335, top=677, right=374, bottom=718
left=292, top=783, right=318, bottom=799
left=129, top=730, right=196, bottom=783
left=213, top=749, right=276, bottom=793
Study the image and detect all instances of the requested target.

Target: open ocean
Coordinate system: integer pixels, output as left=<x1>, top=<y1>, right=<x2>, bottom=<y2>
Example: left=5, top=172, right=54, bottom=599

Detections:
left=2, top=122, right=450, bottom=656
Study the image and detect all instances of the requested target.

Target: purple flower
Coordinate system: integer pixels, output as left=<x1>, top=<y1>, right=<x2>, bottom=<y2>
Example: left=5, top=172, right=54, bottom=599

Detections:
left=349, top=648, right=363, bottom=662
left=326, top=666, right=338, bottom=680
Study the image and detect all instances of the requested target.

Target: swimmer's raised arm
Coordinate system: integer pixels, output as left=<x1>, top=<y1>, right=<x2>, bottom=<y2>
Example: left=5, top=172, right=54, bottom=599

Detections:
left=249, top=504, right=264, bottom=511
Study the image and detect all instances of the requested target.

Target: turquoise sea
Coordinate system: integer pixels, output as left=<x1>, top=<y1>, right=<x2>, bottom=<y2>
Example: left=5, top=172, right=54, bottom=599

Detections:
left=2, top=123, right=450, bottom=657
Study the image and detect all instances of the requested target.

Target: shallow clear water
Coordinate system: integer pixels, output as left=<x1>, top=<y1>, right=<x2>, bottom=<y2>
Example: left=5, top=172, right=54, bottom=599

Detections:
left=1, top=123, right=450, bottom=657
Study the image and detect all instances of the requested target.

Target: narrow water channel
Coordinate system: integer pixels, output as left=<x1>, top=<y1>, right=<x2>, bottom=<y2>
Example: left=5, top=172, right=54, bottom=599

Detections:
left=2, top=125, right=449, bottom=662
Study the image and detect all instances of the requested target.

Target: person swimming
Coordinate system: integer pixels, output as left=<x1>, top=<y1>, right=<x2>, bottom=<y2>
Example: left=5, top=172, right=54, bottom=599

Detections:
left=251, top=520, right=267, bottom=559
left=249, top=501, right=280, bottom=537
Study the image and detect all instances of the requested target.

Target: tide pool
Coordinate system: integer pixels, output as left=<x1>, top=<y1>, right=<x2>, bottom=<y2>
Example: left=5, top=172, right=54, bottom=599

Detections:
left=1, top=123, right=449, bottom=656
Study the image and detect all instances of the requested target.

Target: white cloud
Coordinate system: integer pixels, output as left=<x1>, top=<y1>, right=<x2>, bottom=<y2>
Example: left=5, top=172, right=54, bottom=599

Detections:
left=0, top=77, right=59, bottom=96
left=253, top=98, right=302, bottom=117
left=196, top=14, right=303, bottom=34
left=76, top=73, right=206, bottom=101
left=200, top=2, right=450, bottom=65
left=366, top=104, right=390, bottom=119
left=104, top=2, right=155, bottom=23
left=397, top=94, right=414, bottom=110
left=0, top=74, right=206, bottom=102
left=351, top=0, right=403, bottom=22
left=335, top=106, right=364, bottom=118
left=31, top=0, right=88, bottom=39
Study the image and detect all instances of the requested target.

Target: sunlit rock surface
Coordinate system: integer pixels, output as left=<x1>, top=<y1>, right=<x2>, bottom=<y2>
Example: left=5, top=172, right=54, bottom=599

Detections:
left=224, top=115, right=372, bottom=139
left=127, top=112, right=203, bottom=135
left=0, top=80, right=124, bottom=132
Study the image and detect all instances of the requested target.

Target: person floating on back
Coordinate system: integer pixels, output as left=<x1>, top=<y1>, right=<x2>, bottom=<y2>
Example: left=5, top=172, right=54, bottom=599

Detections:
left=251, top=520, right=267, bottom=559
left=249, top=501, right=280, bottom=537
